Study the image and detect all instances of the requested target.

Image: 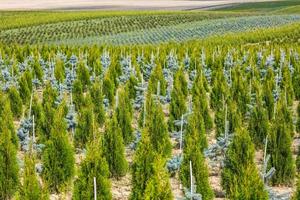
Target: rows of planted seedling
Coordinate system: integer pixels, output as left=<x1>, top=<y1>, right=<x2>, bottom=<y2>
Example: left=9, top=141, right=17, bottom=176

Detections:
left=0, top=43, right=299, bottom=200
left=2, top=13, right=300, bottom=45
left=61, top=14, right=300, bottom=45
left=0, top=12, right=246, bottom=45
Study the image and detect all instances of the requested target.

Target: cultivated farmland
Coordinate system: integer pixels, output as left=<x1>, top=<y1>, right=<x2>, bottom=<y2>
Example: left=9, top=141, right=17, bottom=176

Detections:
left=0, top=1, right=300, bottom=200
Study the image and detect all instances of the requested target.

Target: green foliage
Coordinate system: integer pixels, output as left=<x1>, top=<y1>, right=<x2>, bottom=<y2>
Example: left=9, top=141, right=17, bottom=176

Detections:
left=7, top=86, right=23, bottom=118
left=103, top=70, right=116, bottom=105
left=211, top=69, right=227, bottom=111
left=54, top=58, right=65, bottom=83
left=0, top=101, right=19, bottom=199
left=40, top=83, right=58, bottom=140
left=228, top=100, right=242, bottom=134
left=90, top=81, right=105, bottom=126
left=296, top=145, right=300, bottom=172
left=20, top=152, right=42, bottom=200
left=32, top=59, right=43, bottom=82
left=215, top=107, right=225, bottom=138
left=116, top=87, right=133, bottom=144
left=231, top=67, right=251, bottom=116
left=216, top=0, right=300, bottom=12
left=222, top=127, right=268, bottom=200
left=281, top=65, right=294, bottom=106
left=192, top=73, right=213, bottom=130
left=130, top=129, right=156, bottom=200
left=72, top=79, right=85, bottom=110
left=268, top=99, right=295, bottom=185
left=146, top=97, right=172, bottom=158
left=292, top=59, right=300, bottom=100
left=75, top=99, right=95, bottom=148
left=42, top=82, right=58, bottom=106
left=0, top=11, right=246, bottom=44
left=293, top=175, right=300, bottom=200
left=148, top=64, right=167, bottom=96
left=263, top=68, right=276, bottom=119
left=248, top=94, right=269, bottom=148
left=18, top=70, right=33, bottom=104
left=180, top=113, right=213, bottom=200
left=279, top=95, right=294, bottom=137
left=103, top=114, right=127, bottom=178
left=31, top=95, right=45, bottom=139
left=297, top=103, right=300, bottom=133
left=74, top=138, right=112, bottom=200
left=143, top=157, right=173, bottom=200
left=216, top=99, right=242, bottom=138
left=169, top=68, right=187, bottom=131
left=42, top=104, right=75, bottom=192
left=0, top=95, right=18, bottom=145
left=186, top=109, right=208, bottom=152
left=77, top=62, right=91, bottom=89
left=126, top=75, right=138, bottom=100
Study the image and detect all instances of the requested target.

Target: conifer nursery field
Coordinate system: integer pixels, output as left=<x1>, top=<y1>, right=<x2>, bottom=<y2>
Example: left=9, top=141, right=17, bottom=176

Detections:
left=0, top=1, right=300, bottom=200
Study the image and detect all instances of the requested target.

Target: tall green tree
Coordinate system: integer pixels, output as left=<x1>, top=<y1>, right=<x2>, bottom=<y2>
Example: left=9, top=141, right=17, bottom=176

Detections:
left=31, top=95, right=45, bottom=139
left=130, top=129, right=156, bottom=200
left=7, top=86, right=23, bottom=118
left=125, top=75, right=138, bottom=100
left=268, top=99, right=295, bottom=185
left=231, top=67, right=250, bottom=116
left=180, top=115, right=213, bottom=200
left=32, top=59, right=44, bottom=82
left=297, top=103, right=300, bottom=133
left=143, top=156, right=173, bottom=200
left=148, top=64, right=167, bottom=96
left=293, top=175, right=300, bottom=200
left=296, top=145, right=300, bottom=172
left=90, top=81, right=105, bottom=126
left=19, top=152, right=42, bottom=200
left=222, top=127, right=268, bottom=200
left=75, top=102, right=94, bottom=149
left=215, top=106, right=225, bottom=138
left=248, top=93, right=269, bottom=148
left=192, top=72, right=213, bottom=130
left=18, top=70, right=33, bottom=105
left=292, top=57, right=300, bottom=100
left=228, top=100, right=242, bottom=134
left=169, top=68, right=188, bottom=131
left=116, top=87, right=133, bottom=144
left=186, top=109, right=208, bottom=152
left=76, top=61, right=91, bottom=89
left=0, top=94, right=18, bottom=145
left=42, top=104, right=75, bottom=192
left=103, top=114, right=127, bottom=178
left=210, top=69, right=228, bottom=111
left=72, top=79, right=85, bottom=110
left=263, top=68, right=275, bottom=119
left=40, top=83, right=58, bottom=140
left=103, top=70, right=116, bottom=105
left=146, top=97, right=172, bottom=158
left=0, top=101, right=19, bottom=200
left=281, top=65, right=294, bottom=106
left=74, top=138, right=112, bottom=200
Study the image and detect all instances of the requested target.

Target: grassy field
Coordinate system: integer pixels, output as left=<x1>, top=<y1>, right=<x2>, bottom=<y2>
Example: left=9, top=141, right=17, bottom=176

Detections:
left=215, top=0, right=300, bottom=12
left=0, top=10, right=179, bottom=30
left=54, top=15, right=300, bottom=45
left=0, top=11, right=250, bottom=44
left=2, top=10, right=300, bottom=45
left=272, top=5, right=300, bottom=13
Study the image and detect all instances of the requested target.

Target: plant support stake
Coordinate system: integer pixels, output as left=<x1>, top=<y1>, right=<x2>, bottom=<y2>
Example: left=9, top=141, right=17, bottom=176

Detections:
left=94, top=177, right=97, bottom=200
left=190, top=160, right=193, bottom=199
